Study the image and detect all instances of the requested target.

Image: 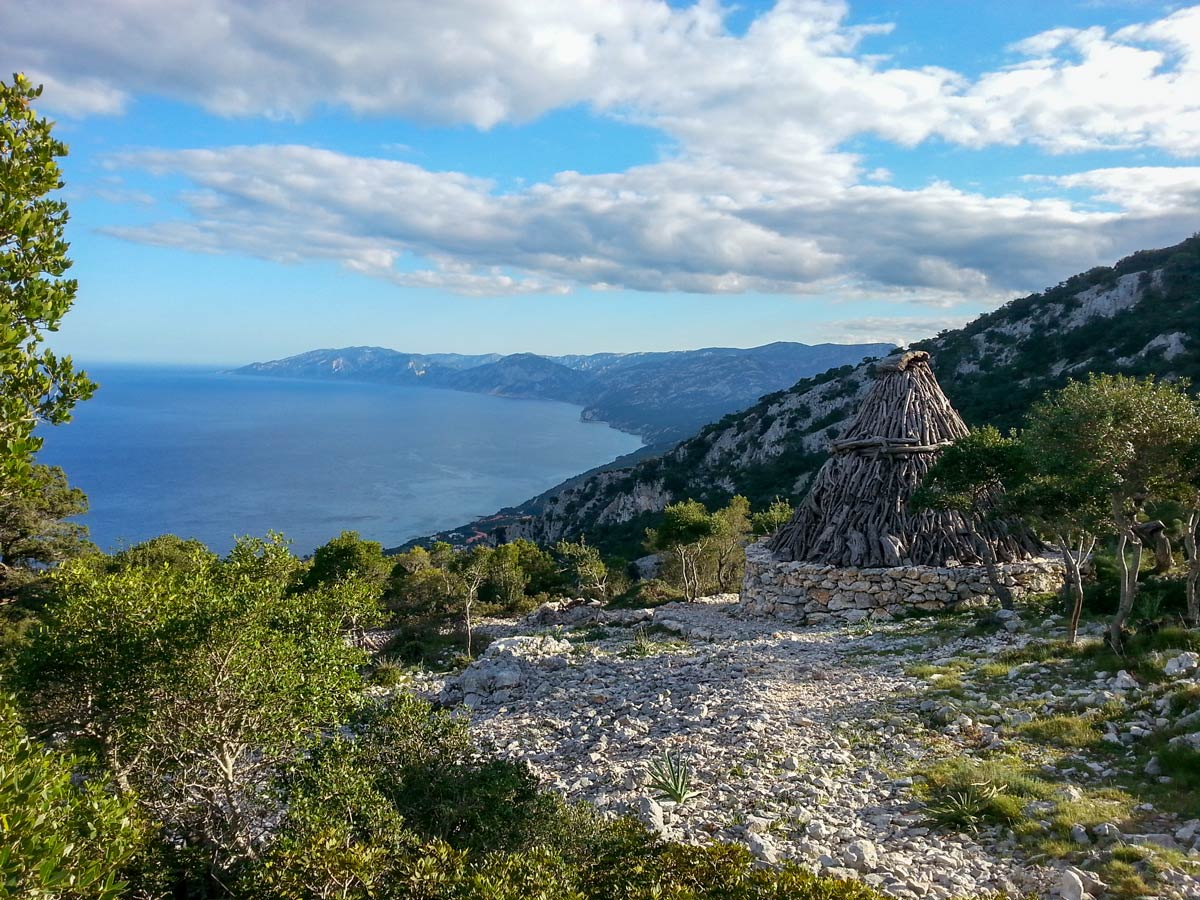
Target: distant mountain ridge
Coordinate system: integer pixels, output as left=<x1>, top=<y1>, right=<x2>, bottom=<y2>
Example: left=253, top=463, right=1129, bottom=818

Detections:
left=236, top=340, right=895, bottom=445
left=422, top=234, right=1200, bottom=554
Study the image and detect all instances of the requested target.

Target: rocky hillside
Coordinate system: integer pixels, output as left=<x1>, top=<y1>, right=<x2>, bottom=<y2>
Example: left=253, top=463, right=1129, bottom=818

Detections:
left=237, top=340, right=892, bottom=445
left=494, top=234, right=1200, bottom=554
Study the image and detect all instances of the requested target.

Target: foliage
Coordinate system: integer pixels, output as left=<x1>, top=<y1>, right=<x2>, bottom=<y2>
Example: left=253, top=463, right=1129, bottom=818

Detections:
left=751, top=497, right=793, bottom=536
left=910, top=426, right=1026, bottom=517
left=299, top=529, right=391, bottom=591
left=646, top=750, right=699, bottom=805
left=107, top=533, right=217, bottom=575
left=0, top=74, right=96, bottom=494
left=1023, top=374, right=1200, bottom=645
left=555, top=537, right=608, bottom=599
left=0, top=464, right=92, bottom=579
left=14, top=534, right=379, bottom=881
left=0, top=696, right=149, bottom=900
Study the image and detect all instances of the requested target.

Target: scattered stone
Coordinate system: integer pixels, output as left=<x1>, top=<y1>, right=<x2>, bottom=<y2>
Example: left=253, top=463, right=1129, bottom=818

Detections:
left=1112, top=670, right=1139, bottom=692
left=844, top=839, right=880, bottom=872
left=1165, top=651, right=1200, bottom=677
left=637, top=797, right=666, bottom=835
left=746, top=832, right=780, bottom=864
left=1059, top=868, right=1087, bottom=900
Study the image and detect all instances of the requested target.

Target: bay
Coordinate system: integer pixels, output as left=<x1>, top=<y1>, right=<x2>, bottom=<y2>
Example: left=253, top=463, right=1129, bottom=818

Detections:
left=36, top=365, right=643, bottom=556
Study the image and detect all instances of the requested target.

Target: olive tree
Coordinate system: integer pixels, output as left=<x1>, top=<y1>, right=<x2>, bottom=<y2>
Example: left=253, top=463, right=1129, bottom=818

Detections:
left=1008, top=471, right=1110, bottom=643
left=1023, top=375, right=1200, bottom=647
left=648, top=500, right=716, bottom=601
left=555, top=537, right=608, bottom=599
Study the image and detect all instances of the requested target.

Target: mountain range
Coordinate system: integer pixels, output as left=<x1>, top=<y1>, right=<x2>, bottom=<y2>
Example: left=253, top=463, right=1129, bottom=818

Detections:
left=236, top=341, right=894, bottom=445
left=418, top=234, right=1200, bottom=555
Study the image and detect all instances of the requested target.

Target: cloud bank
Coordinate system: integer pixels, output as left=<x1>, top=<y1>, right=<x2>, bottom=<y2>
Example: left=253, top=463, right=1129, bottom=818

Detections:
left=7, top=1, right=1200, bottom=300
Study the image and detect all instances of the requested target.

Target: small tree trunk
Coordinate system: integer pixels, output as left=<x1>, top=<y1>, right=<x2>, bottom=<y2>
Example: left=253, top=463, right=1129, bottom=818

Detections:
left=1185, top=509, right=1199, bottom=627
left=973, top=532, right=1014, bottom=611
left=463, top=593, right=475, bottom=657
left=1056, top=532, right=1094, bottom=644
left=1109, top=522, right=1143, bottom=650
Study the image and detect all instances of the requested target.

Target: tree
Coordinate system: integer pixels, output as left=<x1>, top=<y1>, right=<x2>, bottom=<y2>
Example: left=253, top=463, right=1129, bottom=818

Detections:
left=1008, top=471, right=1109, bottom=643
left=452, top=545, right=492, bottom=656
left=555, top=537, right=608, bottom=599
left=648, top=500, right=716, bottom=601
left=485, top=543, right=528, bottom=610
left=751, top=497, right=793, bottom=536
left=910, top=426, right=1031, bottom=611
left=0, top=463, right=92, bottom=580
left=1022, top=375, right=1200, bottom=648
left=16, top=534, right=380, bottom=882
left=1174, top=439, right=1200, bottom=627
left=1, top=75, right=95, bottom=495
left=300, top=530, right=390, bottom=592
left=0, top=696, right=151, bottom=900
left=711, top=495, right=752, bottom=593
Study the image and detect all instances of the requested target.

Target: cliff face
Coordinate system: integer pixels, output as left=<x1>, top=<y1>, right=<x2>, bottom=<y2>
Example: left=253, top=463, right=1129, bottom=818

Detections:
left=491, top=235, right=1200, bottom=552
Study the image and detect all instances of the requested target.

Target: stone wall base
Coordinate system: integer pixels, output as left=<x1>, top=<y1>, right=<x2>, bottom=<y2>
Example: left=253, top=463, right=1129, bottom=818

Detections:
left=737, top=540, right=1062, bottom=624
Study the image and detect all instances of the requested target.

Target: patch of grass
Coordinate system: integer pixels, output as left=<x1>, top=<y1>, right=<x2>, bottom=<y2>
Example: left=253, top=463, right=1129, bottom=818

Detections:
left=906, top=661, right=969, bottom=678
left=573, top=625, right=612, bottom=643
left=976, top=662, right=1012, bottom=679
left=623, top=625, right=687, bottom=659
left=1017, top=713, right=1103, bottom=749
left=915, top=756, right=1054, bottom=833
left=1100, top=860, right=1156, bottom=899
left=368, top=657, right=410, bottom=687
left=1047, top=792, right=1135, bottom=837
left=1166, top=684, right=1200, bottom=716
left=1158, top=742, right=1200, bottom=791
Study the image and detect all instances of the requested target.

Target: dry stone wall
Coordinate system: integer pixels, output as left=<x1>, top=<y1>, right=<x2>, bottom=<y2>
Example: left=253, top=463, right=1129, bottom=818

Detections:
left=738, top=540, right=1062, bottom=624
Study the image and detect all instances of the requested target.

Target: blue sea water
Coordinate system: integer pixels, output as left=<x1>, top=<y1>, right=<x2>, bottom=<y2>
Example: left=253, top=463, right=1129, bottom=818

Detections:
left=36, top=366, right=643, bottom=556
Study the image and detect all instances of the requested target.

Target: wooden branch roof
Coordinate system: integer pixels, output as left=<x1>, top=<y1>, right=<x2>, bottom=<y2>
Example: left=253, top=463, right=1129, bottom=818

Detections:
left=768, top=351, right=1041, bottom=568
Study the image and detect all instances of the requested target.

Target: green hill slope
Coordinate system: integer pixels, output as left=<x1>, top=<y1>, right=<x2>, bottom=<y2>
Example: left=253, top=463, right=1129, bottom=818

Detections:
left=499, top=234, right=1200, bottom=555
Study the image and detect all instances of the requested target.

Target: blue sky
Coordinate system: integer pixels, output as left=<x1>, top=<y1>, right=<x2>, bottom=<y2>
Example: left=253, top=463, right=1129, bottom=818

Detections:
left=6, top=0, right=1200, bottom=364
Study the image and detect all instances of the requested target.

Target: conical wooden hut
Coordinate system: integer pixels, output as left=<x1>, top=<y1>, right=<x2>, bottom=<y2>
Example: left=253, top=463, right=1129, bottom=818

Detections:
left=769, top=350, right=1040, bottom=568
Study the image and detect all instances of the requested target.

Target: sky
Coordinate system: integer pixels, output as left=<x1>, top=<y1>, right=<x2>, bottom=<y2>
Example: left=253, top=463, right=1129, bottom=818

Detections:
left=5, top=0, right=1200, bottom=365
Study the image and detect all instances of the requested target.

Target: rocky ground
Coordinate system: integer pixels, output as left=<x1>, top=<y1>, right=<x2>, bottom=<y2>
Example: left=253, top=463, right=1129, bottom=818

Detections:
left=408, top=596, right=1200, bottom=900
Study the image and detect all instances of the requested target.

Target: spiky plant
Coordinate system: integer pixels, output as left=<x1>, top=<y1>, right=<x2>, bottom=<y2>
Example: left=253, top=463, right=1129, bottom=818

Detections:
left=647, top=751, right=698, bottom=805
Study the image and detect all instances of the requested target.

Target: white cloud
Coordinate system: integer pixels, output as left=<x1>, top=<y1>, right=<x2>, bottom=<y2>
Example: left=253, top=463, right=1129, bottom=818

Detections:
left=7, top=1, right=1200, bottom=160
left=8, top=1, right=1200, bottom=303
left=104, top=145, right=1199, bottom=299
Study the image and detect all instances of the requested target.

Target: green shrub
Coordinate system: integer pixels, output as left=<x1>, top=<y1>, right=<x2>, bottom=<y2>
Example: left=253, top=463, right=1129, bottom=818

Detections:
left=0, top=698, right=153, bottom=899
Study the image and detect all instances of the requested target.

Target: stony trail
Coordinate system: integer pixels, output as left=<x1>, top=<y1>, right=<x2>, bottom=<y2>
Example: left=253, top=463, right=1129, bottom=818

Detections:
left=430, top=596, right=1061, bottom=900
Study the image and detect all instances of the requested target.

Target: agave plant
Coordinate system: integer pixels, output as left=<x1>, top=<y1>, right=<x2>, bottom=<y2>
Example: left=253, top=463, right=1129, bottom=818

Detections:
left=647, top=750, right=698, bottom=805
left=923, top=779, right=999, bottom=833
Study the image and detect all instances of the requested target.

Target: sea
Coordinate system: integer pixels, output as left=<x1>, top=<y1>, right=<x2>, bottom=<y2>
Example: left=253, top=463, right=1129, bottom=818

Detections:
left=36, top=365, right=643, bottom=556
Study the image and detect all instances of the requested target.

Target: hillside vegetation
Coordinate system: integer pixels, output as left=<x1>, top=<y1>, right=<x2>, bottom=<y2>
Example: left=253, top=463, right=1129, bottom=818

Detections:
left=497, top=235, right=1200, bottom=557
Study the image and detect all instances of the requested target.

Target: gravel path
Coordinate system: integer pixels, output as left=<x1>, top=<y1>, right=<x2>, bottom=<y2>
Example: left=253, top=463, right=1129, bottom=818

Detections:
left=433, top=596, right=1059, bottom=899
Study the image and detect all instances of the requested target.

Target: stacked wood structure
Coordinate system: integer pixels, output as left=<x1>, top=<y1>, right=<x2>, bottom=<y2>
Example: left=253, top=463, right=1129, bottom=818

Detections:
left=769, top=350, right=1041, bottom=567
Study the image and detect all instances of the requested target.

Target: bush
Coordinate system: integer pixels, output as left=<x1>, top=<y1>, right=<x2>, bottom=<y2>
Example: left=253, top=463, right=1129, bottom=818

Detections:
left=0, top=697, right=152, bottom=899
